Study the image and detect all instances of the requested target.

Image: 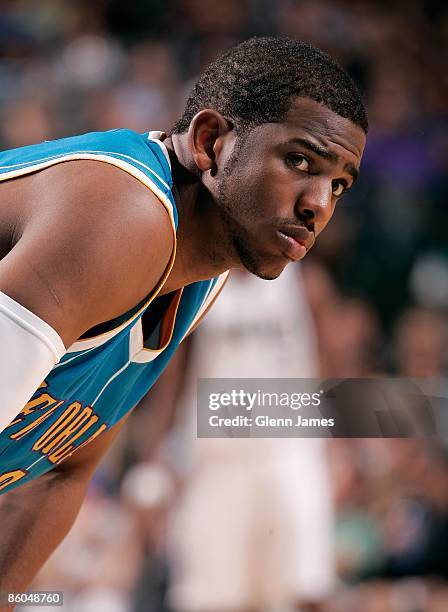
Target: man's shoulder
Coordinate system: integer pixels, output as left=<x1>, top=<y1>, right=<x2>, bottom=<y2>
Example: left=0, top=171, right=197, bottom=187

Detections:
left=36, top=158, right=175, bottom=280
left=0, top=127, right=177, bottom=250
left=0, top=155, right=175, bottom=347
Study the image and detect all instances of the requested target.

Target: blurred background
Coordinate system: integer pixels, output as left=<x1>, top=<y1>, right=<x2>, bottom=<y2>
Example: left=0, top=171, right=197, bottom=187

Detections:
left=1, top=0, right=447, bottom=610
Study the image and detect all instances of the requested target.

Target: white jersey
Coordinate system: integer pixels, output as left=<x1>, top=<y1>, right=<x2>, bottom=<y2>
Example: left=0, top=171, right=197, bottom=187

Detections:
left=191, top=264, right=319, bottom=378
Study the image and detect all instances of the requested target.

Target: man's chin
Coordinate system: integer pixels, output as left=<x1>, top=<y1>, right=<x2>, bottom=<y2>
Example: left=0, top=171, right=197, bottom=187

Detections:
left=241, top=257, right=289, bottom=281
left=232, top=234, right=291, bottom=280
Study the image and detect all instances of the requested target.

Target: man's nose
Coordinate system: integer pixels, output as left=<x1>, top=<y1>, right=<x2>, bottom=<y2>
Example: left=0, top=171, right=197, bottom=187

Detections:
left=295, top=179, right=333, bottom=227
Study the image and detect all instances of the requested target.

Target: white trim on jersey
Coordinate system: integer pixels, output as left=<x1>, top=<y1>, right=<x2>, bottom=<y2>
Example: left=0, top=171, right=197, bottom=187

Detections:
left=129, top=319, right=161, bottom=363
left=52, top=345, right=97, bottom=368
left=91, top=360, right=132, bottom=407
left=0, top=153, right=174, bottom=219
left=0, top=149, right=171, bottom=191
left=128, top=272, right=229, bottom=364
left=180, top=271, right=230, bottom=342
left=147, top=132, right=172, bottom=168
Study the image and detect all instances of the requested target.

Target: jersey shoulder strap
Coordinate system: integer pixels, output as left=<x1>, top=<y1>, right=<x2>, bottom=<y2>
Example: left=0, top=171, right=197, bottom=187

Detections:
left=0, top=128, right=177, bottom=229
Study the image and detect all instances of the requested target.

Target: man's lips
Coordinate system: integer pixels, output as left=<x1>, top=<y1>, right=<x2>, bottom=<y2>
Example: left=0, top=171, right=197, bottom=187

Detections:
left=280, top=224, right=313, bottom=245
left=277, top=225, right=314, bottom=261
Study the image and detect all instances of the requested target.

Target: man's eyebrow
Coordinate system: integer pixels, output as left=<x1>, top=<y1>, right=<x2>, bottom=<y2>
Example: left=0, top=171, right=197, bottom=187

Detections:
left=287, top=137, right=359, bottom=184
left=345, top=163, right=359, bottom=184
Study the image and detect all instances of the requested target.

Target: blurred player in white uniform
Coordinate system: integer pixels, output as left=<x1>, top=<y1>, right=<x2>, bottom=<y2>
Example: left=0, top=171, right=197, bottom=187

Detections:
left=167, top=264, right=336, bottom=612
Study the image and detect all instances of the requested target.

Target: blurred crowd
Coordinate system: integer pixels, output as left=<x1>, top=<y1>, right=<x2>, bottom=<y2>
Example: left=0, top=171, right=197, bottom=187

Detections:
left=1, top=0, right=447, bottom=610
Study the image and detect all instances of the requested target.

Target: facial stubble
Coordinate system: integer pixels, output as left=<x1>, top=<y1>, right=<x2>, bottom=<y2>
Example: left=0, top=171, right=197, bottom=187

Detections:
left=216, top=143, right=281, bottom=281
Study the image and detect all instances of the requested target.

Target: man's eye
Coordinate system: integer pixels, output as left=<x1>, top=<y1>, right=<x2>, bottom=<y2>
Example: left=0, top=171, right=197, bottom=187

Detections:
left=332, top=181, right=346, bottom=197
left=288, top=153, right=310, bottom=172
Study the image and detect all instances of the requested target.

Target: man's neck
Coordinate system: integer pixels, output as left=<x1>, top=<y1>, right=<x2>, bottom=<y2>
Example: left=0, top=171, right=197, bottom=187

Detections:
left=159, top=134, right=239, bottom=294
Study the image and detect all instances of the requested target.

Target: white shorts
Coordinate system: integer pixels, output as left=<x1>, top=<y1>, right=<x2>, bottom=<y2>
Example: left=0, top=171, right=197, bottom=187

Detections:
left=167, top=439, right=335, bottom=611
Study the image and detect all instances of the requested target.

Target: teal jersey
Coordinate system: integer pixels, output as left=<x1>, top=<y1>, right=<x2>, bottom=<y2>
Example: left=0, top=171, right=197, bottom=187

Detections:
left=0, top=129, right=228, bottom=494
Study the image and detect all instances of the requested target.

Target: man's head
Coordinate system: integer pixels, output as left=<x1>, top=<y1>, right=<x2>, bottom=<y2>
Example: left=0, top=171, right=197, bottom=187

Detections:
left=172, top=36, right=367, bottom=279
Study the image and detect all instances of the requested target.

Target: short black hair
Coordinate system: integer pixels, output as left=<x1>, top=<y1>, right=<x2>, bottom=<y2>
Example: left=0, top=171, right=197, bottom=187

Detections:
left=172, top=36, right=368, bottom=135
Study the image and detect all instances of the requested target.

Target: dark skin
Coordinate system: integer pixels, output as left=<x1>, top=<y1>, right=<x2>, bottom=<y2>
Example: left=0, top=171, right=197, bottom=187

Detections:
left=0, top=96, right=365, bottom=598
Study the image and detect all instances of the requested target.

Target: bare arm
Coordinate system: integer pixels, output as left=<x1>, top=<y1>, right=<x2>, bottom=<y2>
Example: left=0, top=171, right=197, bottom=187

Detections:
left=0, top=418, right=127, bottom=604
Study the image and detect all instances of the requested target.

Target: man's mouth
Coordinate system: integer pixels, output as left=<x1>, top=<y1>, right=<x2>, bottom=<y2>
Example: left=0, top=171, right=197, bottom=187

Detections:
left=277, top=225, right=313, bottom=261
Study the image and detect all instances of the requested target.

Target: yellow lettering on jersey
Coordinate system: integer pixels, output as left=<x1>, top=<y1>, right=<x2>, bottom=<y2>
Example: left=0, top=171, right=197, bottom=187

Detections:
left=4, top=381, right=111, bottom=473
left=40, top=405, right=95, bottom=455
left=0, top=469, right=27, bottom=492
left=10, top=399, right=64, bottom=440
left=48, top=414, right=100, bottom=464
left=33, top=402, right=82, bottom=452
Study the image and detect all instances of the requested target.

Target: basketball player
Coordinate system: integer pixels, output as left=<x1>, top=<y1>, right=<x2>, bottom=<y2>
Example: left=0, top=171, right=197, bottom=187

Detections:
left=167, top=266, right=335, bottom=612
left=0, top=36, right=366, bottom=592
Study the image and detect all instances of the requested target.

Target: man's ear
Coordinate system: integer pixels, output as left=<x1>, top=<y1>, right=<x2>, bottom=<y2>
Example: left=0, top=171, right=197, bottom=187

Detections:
left=188, top=110, right=232, bottom=174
